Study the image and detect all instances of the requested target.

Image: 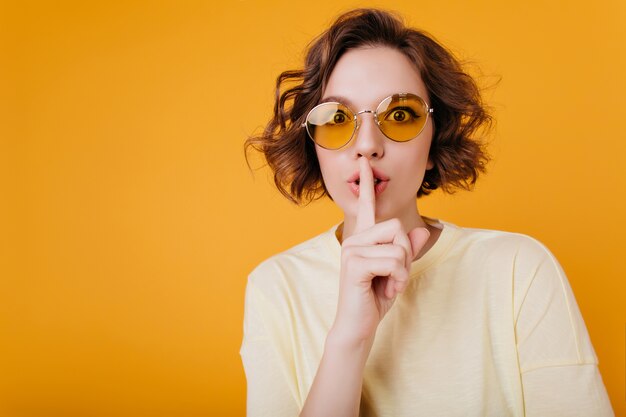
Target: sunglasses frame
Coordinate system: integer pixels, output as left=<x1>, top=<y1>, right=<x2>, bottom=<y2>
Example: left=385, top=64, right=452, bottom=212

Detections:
left=301, top=92, right=434, bottom=150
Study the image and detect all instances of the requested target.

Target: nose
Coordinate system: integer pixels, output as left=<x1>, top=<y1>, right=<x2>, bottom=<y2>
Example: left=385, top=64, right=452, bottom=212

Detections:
left=352, top=111, right=384, bottom=159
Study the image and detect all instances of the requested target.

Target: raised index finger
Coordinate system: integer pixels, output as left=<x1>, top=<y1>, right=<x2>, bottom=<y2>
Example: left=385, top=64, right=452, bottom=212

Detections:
left=354, top=157, right=376, bottom=233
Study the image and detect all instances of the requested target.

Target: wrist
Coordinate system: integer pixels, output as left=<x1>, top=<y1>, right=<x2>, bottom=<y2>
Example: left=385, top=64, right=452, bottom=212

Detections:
left=326, top=325, right=376, bottom=355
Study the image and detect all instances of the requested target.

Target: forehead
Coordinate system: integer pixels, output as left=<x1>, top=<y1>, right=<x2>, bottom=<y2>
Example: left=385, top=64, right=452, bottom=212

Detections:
left=322, top=46, right=428, bottom=107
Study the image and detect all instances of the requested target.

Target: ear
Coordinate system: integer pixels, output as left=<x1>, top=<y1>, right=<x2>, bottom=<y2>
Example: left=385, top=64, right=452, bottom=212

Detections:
left=426, top=157, right=434, bottom=170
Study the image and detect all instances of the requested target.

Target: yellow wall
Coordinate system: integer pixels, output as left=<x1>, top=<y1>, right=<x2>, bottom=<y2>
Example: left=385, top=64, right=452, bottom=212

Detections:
left=1, top=1, right=624, bottom=415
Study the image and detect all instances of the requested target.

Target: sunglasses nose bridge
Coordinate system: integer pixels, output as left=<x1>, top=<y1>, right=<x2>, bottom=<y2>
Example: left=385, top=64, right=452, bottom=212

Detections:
left=354, top=109, right=379, bottom=131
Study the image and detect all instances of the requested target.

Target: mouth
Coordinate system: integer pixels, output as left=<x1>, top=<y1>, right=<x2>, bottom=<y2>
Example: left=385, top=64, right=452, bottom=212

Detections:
left=355, top=178, right=383, bottom=185
left=347, top=167, right=390, bottom=197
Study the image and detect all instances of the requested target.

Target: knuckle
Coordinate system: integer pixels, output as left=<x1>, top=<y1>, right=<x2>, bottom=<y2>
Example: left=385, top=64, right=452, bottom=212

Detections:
left=399, top=268, right=409, bottom=282
left=341, top=245, right=355, bottom=258
left=389, top=218, right=402, bottom=230
left=393, top=257, right=404, bottom=270
left=393, top=271, right=408, bottom=287
left=344, top=234, right=355, bottom=244
left=392, top=245, right=406, bottom=259
left=385, top=257, right=402, bottom=272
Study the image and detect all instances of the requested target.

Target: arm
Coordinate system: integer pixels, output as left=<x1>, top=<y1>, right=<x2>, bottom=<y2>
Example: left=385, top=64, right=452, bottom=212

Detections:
left=299, top=328, right=374, bottom=417
left=514, top=238, right=614, bottom=416
left=240, top=280, right=300, bottom=417
left=300, top=158, right=429, bottom=416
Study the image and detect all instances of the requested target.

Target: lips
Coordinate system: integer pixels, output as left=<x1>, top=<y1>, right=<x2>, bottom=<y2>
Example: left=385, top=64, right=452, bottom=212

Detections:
left=347, top=167, right=390, bottom=184
left=356, top=178, right=383, bottom=185
left=347, top=167, right=390, bottom=197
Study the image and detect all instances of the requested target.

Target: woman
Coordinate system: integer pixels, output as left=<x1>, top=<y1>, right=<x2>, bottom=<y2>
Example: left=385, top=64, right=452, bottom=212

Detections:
left=240, top=8, right=613, bottom=417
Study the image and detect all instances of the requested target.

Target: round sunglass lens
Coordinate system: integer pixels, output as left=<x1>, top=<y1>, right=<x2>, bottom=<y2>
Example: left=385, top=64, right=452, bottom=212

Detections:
left=377, top=94, right=429, bottom=141
left=306, top=103, right=355, bottom=149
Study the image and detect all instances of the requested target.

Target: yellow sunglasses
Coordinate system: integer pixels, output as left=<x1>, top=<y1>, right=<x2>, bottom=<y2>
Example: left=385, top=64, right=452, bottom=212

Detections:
left=302, top=93, right=433, bottom=150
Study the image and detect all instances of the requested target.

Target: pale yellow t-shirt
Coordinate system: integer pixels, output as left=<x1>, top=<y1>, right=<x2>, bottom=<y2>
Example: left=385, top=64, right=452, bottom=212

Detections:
left=240, top=218, right=614, bottom=416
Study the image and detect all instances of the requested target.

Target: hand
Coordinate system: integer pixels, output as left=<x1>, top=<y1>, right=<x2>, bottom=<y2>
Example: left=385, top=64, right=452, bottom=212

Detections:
left=332, top=157, right=430, bottom=344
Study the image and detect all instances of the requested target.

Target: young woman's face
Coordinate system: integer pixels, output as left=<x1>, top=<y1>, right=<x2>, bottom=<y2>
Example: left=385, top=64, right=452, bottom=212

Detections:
left=315, top=46, right=434, bottom=223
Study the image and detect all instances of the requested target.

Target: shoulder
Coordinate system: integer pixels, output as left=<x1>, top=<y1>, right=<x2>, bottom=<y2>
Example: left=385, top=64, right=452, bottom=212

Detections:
left=434, top=221, right=566, bottom=289
left=450, top=222, right=573, bottom=313
left=441, top=222, right=574, bottom=327
left=450, top=222, right=559, bottom=268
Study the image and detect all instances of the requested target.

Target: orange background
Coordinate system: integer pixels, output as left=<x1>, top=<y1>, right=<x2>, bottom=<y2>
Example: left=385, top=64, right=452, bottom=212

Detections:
left=1, top=1, right=624, bottom=416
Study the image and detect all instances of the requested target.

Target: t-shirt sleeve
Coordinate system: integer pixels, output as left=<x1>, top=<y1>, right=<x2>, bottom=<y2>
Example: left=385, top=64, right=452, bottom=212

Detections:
left=239, top=276, right=300, bottom=417
left=513, top=238, right=614, bottom=416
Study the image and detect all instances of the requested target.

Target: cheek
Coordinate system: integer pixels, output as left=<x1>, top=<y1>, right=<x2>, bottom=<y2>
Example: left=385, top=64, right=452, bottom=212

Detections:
left=412, top=133, right=434, bottom=171
left=392, top=143, right=432, bottom=189
left=315, top=149, right=353, bottom=208
left=315, top=149, right=341, bottom=190
left=315, top=148, right=329, bottom=180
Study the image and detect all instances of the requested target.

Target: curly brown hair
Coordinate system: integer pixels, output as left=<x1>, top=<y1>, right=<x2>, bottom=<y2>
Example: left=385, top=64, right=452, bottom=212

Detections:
left=245, top=8, right=492, bottom=205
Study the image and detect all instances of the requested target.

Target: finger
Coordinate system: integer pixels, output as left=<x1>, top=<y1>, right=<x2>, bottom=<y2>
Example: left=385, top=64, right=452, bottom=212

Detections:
left=392, top=229, right=413, bottom=270
left=386, top=277, right=397, bottom=299
left=383, top=275, right=407, bottom=299
left=408, top=227, right=431, bottom=260
left=372, top=277, right=406, bottom=300
left=371, top=276, right=395, bottom=301
left=394, top=279, right=407, bottom=294
left=354, top=157, right=375, bottom=233
left=342, top=243, right=406, bottom=261
left=349, top=257, right=409, bottom=286
left=345, top=218, right=407, bottom=247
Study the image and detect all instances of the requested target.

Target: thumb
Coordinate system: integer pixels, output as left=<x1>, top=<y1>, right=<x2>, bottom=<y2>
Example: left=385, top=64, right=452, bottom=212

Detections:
left=408, top=227, right=430, bottom=260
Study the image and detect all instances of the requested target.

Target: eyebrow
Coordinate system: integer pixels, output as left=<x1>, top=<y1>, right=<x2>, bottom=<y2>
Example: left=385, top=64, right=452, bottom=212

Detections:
left=319, top=95, right=355, bottom=107
left=318, top=92, right=430, bottom=109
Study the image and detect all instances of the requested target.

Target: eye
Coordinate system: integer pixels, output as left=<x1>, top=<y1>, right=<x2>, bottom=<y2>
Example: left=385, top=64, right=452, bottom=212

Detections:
left=384, top=107, right=418, bottom=123
left=330, top=111, right=349, bottom=125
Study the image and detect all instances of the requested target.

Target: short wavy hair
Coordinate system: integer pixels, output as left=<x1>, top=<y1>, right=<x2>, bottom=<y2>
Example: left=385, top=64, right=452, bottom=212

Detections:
left=245, top=8, right=492, bottom=205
